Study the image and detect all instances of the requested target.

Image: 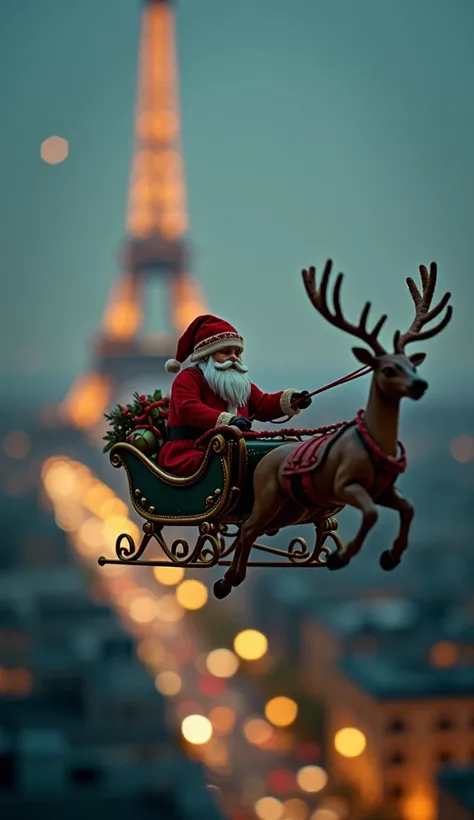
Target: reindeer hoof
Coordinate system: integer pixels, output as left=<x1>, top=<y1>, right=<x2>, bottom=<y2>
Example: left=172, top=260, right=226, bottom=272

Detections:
left=213, top=579, right=232, bottom=599
left=326, top=551, right=349, bottom=571
left=380, top=550, right=401, bottom=571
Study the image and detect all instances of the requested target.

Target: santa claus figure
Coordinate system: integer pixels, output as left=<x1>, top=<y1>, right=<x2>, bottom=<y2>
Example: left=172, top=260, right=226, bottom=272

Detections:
left=159, top=314, right=312, bottom=476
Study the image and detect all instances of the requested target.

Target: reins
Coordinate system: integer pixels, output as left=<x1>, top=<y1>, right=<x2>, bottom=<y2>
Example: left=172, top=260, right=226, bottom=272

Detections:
left=248, top=365, right=371, bottom=425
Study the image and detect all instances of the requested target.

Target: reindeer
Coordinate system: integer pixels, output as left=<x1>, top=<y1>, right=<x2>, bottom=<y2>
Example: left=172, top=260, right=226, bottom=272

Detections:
left=216, top=260, right=452, bottom=597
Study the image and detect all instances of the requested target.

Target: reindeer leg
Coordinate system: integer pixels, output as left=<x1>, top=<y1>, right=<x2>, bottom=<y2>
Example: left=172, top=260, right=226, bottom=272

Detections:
left=216, top=467, right=286, bottom=597
left=327, top=481, right=378, bottom=570
left=376, top=485, right=414, bottom=570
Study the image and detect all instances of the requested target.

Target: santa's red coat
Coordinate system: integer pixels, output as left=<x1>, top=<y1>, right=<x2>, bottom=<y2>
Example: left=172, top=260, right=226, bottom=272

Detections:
left=159, top=365, right=296, bottom=476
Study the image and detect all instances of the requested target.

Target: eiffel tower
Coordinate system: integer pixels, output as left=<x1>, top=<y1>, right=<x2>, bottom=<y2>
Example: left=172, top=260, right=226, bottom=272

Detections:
left=61, top=0, right=207, bottom=431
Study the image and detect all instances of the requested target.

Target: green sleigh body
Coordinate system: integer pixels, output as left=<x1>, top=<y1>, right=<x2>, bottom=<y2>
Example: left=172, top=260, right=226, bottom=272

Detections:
left=98, top=426, right=344, bottom=571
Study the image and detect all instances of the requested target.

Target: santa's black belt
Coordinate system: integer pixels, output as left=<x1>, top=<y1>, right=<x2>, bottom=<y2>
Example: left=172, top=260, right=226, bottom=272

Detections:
left=167, top=425, right=202, bottom=441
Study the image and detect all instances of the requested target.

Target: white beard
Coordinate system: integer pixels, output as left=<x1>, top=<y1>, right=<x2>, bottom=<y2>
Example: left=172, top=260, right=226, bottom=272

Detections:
left=199, top=357, right=252, bottom=411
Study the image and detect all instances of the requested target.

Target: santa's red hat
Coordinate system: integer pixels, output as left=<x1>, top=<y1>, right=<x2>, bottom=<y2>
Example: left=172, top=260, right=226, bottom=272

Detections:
left=165, top=314, right=244, bottom=373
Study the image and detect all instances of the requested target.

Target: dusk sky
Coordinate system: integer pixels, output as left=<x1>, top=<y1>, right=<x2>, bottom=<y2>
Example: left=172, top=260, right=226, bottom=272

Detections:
left=1, top=0, right=473, bottom=399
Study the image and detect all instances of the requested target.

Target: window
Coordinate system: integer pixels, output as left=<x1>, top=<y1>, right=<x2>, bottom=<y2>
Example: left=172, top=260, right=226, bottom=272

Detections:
left=387, top=751, right=406, bottom=766
left=388, top=784, right=404, bottom=799
left=69, top=767, right=102, bottom=786
left=0, top=753, right=15, bottom=789
left=386, top=718, right=406, bottom=734
left=435, top=717, right=454, bottom=731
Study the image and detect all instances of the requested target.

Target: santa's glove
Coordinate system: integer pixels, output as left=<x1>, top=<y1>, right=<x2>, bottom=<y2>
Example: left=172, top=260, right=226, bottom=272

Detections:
left=291, top=390, right=312, bottom=410
left=230, top=416, right=252, bottom=432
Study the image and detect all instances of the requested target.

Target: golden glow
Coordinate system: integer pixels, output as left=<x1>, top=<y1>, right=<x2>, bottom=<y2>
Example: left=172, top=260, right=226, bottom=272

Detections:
left=205, top=648, right=239, bottom=678
left=102, top=273, right=143, bottom=341
left=402, top=791, right=436, bottom=820
left=181, top=714, right=213, bottom=745
left=3, top=430, right=30, bottom=459
left=283, top=798, right=310, bottom=820
left=233, top=629, right=268, bottom=661
left=264, top=696, right=298, bottom=728
left=61, top=372, right=112, bottom=430
left=296, top=765, right=328, bottom=793
left=208, top=706, right=236, bottom=735
left=175, top=579, right=208, bottom=610
left=243, top=718, right=274, bottom=746
left=128, top=594, right=160, bottom=624
left=137, top=638, right=166, bottom=666
left=41, top=135, right=69, bottom=164
left=200, top=738, right=230, bottom=771
left=430, top=640, right=459, bottom=668
left=157, top=593, right=185, bottom=623
left=450, top=433, right=474, bottom=463
left=310, top=810, right=338, bottom=820
left=334, top=727, right=366, bottom=758
left=0, top=667, right=33, bottom=697
left=153, top=565, right=185, bottom=586
left=155, top=670, right=182, bottom=696
left=254, top=796, right=284, bottom=820
left=127, top=1, right=188, bottom=240
left=171, top=274, right=208, bottom=332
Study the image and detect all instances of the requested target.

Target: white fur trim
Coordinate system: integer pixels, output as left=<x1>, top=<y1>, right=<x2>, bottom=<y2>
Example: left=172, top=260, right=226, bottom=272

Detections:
left=215, top=412, right=235, bottom=427
left=165, top=358, right=181, bottom=373
left=191, top=338, right=244, bottom=362
left=280, top=388, right=299, bottom=417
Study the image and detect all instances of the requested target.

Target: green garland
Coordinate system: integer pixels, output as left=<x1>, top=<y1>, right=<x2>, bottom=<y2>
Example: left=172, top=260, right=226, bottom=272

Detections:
left=102, top=389, right=170, bottom=453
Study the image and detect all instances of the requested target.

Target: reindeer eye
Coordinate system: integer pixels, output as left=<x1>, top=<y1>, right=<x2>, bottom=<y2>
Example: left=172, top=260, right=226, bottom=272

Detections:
left=382, top=366, right=396, bottom=378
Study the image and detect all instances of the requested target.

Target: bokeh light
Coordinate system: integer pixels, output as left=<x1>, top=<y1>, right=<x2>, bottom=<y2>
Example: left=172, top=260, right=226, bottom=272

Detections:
left=41, top=135, right=69, bottom=164
left=3, top=430, right=30, bottom=459
left=181, top=714, right=212, bottom=745
left=315, top=797, right=349, bottom=820
left=206, top=648, right=239, bottom=678
left=334, top=727, right=366, bottom=758
left=450, top=433, right=474, bottom=463
left=265, top=696, right=298, bottom=727
left=254, top=796, right=284, bottom=820
left=296, top=765, right=328, bottom=793
left=267, top=769, right=295, bottom=795
left=176, top=579, right=208, bottom=610
left=402, top=791, right=436, bottom=820
left=233, top=629, right=268, bottom=661
left=310, top=810, right=339, bottom=820
left=153, top=565, right=185, bottom=585
left=136, top=638, right=166, bottom=666
left=283, top=798, right=310, bottom=820
left=128, top=594, right=159, bottom=623
left=198, top=674, right=226, bottom=697
left=430, top=640, right=459, bottom=668
left=155, top=670, right=182, bottom=695
left=208, top=705, right=236, bottom=735
left=243, top=718, right=274, bottom=746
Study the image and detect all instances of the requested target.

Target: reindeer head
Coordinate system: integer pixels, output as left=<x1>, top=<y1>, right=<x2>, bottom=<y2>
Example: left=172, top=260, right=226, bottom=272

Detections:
left=302, top=260, right=452, bottom=402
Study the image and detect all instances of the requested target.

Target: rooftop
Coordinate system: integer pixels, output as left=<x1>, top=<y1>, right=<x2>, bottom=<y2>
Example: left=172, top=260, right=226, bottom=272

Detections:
left=338, top=652, right=474, bottom=700
left=438, top=766, right=474, bottom=811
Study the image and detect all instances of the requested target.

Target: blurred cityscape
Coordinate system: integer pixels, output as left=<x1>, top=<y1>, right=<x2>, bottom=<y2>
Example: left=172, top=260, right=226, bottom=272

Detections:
left=1, top=2, right=474, bottom=820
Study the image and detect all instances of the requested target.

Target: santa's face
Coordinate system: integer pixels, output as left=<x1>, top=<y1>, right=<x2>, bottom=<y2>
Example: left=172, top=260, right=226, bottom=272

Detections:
left=199, top=346, right=251, bottom=410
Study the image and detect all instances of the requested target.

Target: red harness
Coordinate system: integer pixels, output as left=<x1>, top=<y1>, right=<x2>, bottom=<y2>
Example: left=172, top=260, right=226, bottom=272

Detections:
left=282, top=410, right=407, bottom=514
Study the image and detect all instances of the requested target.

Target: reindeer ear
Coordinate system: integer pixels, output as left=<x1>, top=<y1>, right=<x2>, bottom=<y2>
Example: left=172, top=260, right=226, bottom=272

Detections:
left=352, top=347, right=376, bottom=367
left=409, top=352, right=426, bottom=367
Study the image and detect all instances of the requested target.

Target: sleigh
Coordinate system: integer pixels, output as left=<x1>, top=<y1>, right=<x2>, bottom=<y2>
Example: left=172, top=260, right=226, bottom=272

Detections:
left=97, top=424, right=345, bottom=578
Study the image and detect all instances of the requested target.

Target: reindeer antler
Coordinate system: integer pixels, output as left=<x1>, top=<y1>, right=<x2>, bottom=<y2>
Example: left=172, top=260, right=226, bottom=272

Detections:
left=393, top=262, right=452, bottom=353
left=302, top=260, right=387, bottom=356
